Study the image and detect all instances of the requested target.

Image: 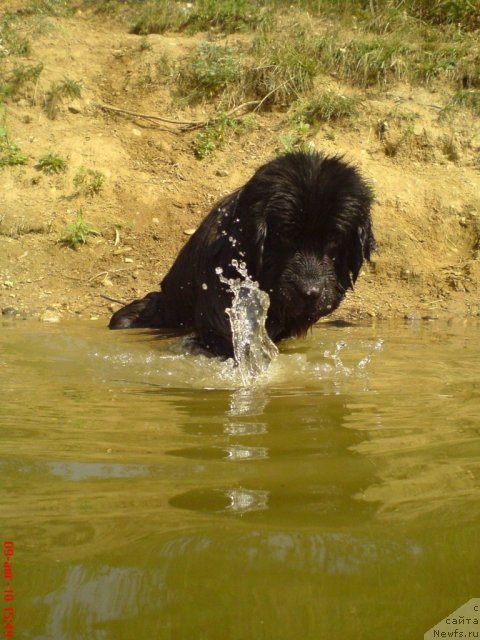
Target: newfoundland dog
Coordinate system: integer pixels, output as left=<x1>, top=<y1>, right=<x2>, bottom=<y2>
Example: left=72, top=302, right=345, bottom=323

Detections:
left=109, top=151, right=375, bottom=356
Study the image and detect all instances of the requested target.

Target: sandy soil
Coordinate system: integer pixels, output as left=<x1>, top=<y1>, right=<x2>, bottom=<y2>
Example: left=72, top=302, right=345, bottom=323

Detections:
left=1, top=5, right=479, bottom=327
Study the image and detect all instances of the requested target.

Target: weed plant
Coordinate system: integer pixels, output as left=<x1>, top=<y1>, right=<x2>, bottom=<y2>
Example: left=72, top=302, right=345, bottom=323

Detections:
left=73, top=167, right=106, bottom=195
left=0, top=108, right=28, bottom=167
left=279, top=122, right=312, bottom=154
left=36, top=152, right=67, bottom=174
left=194, top=111, right=238, bottom=158
left=58, top=210, right=98, bottom=249
left=0, top=138, right=28, bottom=167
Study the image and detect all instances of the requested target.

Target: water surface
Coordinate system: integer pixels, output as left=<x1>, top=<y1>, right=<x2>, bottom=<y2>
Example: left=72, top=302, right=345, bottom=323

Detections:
left=1, top=317, right=480, bottom=639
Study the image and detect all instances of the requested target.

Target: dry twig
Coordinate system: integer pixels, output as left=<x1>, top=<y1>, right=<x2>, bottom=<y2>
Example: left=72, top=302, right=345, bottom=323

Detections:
left=97, top=92, right=283, bottom=132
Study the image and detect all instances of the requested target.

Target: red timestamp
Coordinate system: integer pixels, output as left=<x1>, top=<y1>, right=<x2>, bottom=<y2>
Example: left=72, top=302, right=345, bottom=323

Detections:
left=3, top=542, right=14, bottom=639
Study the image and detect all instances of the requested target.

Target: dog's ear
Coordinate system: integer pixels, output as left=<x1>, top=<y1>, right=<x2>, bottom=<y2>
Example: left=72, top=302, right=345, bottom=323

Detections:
left=231, top=190, right=269, bottom=278
left=348, top=221, right=376, bottom=284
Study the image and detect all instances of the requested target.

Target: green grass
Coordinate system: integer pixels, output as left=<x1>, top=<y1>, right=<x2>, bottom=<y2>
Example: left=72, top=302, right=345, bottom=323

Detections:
left=129, top=1, right=186, bottom=35
left=58, top=210, right=98, bottom=249
left=440, top=89, right=480, bottom=120
left=0, top=62, right=43, bottom=101
left=181, top=0, right=271, bottom=34
left=22, top=0, right=480, bottom=32
left=193, top=111, right=239, bottom=158
left=44, top=78, right=82, bottom=119
left=73, top=166, right=106, bottom=195
left=245, top=28, right=320, bottom=107
left=402, top=0, right=480, bottom=30
left=315, top=36, right=412, bottom=88
left=0, top=13, right=31, bottom=57
left=450, top=90, right=480, bottom=116
left=278, top=122, right=312, bottom=154
left=292, top=91, right=359, bottom=125
left=177, top=41, right=243, bottom=103
left=0, top=108, right=28, bottom=168
left=129, top=0, right=270, bottom=35
left=271, top=0, right=479, bottom=31
left=28, top=0, right=74, bottom=16
left=136, top=53, right=172, bottom=88
left=0, top=139, right=28, bottom=167
left=36, top=152, right=67, bottom=174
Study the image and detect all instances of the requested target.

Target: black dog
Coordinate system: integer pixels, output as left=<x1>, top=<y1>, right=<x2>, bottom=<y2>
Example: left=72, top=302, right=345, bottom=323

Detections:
left=109, top=151, right=375, bottom=356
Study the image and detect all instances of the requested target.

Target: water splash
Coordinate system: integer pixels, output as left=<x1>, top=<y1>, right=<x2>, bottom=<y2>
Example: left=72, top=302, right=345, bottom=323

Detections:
left=357, top=339, right=384, bottom=369
left=216, top=260, right=278, bottom=385
left=323, top=338, right=384, bottom=376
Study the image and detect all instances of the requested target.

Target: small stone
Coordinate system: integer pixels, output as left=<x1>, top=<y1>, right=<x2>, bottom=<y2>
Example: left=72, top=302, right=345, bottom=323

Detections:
left=404, top=312, right=419, bottom=322
left=68, top=100, right=83, bottom=114
left=216, top=168, right=229, bottom=177
left=2, top=307, right=18, bottom=317
left=40, top=310, right=61, bottom=323
left=183, top=228, right=196, bottom=236
left=124, top=257, right=134, bottom=263
left=113, top=246, right=133, bottom=255
left=3, top=280, right=14, bottom=288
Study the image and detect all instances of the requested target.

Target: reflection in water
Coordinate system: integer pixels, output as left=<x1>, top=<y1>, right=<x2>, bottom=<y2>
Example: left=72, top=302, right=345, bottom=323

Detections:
left=1, top=319, right=480, bottom=639
left=223, top=422, right=268, bottom=436
left=29, top=527, right=434, bottom=640
left=170, top=488, right=270, bottom=514
left=227, top=385, right=270, bottom=416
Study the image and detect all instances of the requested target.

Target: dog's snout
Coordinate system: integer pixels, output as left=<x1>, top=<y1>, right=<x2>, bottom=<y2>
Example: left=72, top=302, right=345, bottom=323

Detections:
left=297, top=281, right=322, bottom=299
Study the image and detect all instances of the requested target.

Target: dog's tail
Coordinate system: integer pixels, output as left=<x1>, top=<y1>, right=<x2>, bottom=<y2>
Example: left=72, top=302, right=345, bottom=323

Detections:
left=108, top=292, right=164, bottom=330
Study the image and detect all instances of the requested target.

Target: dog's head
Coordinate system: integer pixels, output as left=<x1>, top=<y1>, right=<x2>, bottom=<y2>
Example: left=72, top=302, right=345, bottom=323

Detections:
left=233, top=152, right=375, bottom=339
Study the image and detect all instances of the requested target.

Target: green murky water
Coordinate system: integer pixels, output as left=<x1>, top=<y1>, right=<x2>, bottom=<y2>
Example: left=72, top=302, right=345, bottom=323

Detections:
left=1, top=318, right=480, bottom=639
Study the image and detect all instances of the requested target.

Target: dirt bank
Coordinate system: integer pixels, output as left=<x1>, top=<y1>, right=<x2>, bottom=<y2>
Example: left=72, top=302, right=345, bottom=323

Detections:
left=1, top=3, right=479, bottom=326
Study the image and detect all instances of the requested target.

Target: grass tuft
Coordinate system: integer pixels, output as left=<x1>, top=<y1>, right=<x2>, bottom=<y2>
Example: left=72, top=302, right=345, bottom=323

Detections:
left=450, top=90, right=480, bottom=116
left=292, top=91, right=359, bottom=125
left=129, top=0, right=270, bottom=35
left=183, top=0, right=271, bottom=34
left=28, top=0, right=73, bottom=16
left=44, top=78, right=82, bottom=120
left=177, top=41, right=242, bottom=103
left=130, top=1, right=186, bottom=35
left=0, top=63, right=43, bottom=101
left=0, top=13, right=31, bottom=57
left=245, top=29, right=320, bottom=107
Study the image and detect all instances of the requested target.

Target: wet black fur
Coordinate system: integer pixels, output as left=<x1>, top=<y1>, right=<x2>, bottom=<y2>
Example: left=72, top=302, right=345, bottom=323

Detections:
left=109, top=151, right=375, bottom=356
